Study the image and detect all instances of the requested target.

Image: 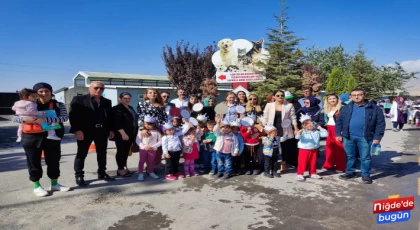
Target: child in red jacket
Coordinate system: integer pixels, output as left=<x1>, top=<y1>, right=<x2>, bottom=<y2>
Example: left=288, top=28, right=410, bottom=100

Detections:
left=240, top=116, right=264, bottom=175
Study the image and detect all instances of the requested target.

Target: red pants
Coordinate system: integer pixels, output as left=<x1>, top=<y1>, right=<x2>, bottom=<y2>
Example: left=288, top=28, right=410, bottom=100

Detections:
left=297, top=149, right=318, bottom=175
left=323, top=125, right=346, bottom=171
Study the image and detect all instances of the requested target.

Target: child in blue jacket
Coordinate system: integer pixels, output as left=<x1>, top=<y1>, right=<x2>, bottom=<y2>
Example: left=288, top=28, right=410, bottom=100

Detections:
left=295, top=114, right=328, bottom=181
left=230, top=119, right=244, bottom=175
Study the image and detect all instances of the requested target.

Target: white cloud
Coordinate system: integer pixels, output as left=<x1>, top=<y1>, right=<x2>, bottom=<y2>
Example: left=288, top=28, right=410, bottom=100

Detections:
left=400, top=59, right=420, bottom=73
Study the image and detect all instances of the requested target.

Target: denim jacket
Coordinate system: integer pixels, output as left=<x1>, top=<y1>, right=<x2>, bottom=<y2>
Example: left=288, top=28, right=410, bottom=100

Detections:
left=335, top=101, right=385, bottom=141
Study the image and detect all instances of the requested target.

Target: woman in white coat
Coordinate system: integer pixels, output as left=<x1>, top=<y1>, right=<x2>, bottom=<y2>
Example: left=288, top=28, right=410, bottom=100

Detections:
left=262, top=90, right=299, bottom=171
left=389, top=96, right=407, bottom=131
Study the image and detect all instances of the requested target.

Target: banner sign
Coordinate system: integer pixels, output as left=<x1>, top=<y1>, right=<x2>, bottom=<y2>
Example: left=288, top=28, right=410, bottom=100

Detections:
left=212, top=38, right=269, bottom=83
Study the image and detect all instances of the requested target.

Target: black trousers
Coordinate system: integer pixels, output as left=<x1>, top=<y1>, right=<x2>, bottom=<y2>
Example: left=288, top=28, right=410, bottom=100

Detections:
left=74, top=129, right=108, bottom=177
left=232, top=155, right=242, bottom=173
left=115, top=136, right=135, bottom=170
left=21, top=133, right=61, bottom=182
left=165, top=150, right=181, bottom=175
left=243, top=144, right=263, bottom=171
left=264, top=148, right=279, bottom=174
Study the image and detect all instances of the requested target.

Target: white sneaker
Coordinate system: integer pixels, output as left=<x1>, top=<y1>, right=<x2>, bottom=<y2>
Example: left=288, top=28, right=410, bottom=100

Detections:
left=296, top=175, right=305, bottom=181
left=149, top=172, right=159, bottom=179
left=47, top=134, right=61, bottom=140
left=33, top=186, right=48, bottom=197
left=16, top=137, right=22, bottom=142
left=50, top=183, right=71, bottom=192
left=310, top=174, right=322, bottom=179
left=137, top=174, right=144, bottom=181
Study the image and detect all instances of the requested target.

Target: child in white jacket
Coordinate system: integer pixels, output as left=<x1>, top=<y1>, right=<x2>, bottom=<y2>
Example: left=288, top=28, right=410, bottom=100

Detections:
left=295, top=114, right=328, bottom=181
left=214, top=115, right=239, bottom=179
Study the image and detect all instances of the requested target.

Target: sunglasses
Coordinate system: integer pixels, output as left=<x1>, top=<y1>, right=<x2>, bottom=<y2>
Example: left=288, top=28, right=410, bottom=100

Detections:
left=93, top=87, right=104, bottom=91
left=276, top=94, right=285, bottom=98
left=249, top=98, right=257, bottom=101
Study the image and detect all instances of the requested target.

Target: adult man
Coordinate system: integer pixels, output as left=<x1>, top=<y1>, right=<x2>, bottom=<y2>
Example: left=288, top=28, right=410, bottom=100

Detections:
left=69, top=81, right=115, bottom=186
left=170, top=89, right=188, bottom=108
left=335, top=88, right=385, bottom=184
left=298, top=87, right=323, bottom=110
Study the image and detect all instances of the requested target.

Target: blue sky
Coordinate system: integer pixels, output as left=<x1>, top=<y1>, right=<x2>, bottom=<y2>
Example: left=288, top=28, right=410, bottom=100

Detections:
left=1, top=0, right=419, bottom=92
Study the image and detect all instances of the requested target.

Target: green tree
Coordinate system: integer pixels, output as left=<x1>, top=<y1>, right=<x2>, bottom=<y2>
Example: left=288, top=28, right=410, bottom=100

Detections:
left=325, top=67, right=347, bottom=94
left=348, top=44, right=378, bottom=98
left=250, top=0, right=305, bottom=98
left=305, top=44, right=351, bottom=89
left=375, top=63, right=417, bottom=95
left=345, top=75, right=358, bottom=93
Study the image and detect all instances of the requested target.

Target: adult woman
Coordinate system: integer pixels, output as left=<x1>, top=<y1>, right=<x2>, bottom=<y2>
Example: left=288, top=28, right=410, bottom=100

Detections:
left=12, top=82, right=70, bottom=197
left=201, top=96, right=216, bottom=121
left=322, top=94, right=345, bottom=172
left=245, top=93, right=263, bottom=117
left=222, top=92, right=237, bottom=123
left=262, top=90, right=299, bottom=171
left=236, top=91, right=248, bottom=107
left=137, top=88, right=167, bottom=170
left=137, top=88, right=167, bottom=129
left=297, top=96, right=325, bottom=128
left=390, top=96, right=407, bottom=131
left=113, top=92, right=138, bottom=177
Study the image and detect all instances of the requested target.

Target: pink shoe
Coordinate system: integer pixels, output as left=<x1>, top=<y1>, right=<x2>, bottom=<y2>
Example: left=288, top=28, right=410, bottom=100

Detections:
left=176, top=173, right=185, bottom=179
left=185, top=173, right=191, bottom=177
left=165, top=174, right=177, bottom=180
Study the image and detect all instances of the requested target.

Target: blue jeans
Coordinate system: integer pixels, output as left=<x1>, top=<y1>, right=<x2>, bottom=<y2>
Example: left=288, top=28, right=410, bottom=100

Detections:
left=211, top=152, right=218, bottom=172
left=216, top=153, right=233, bottom=174
left=203, top=151, right=214, bottom=170
left=343, top=136, right=372, bottom=176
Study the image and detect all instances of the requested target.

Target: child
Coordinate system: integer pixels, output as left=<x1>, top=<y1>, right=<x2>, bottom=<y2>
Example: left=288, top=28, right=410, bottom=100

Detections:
left=196, top=114, right=209, bottom=173
left=202, top=120, right=217, bottom=174
left=12, top=88, right=60, bottom=142
left=413, top=105, right=420, bottom=127
left=295, top=113, right=328, bottom=181
left=171, top=116, right=183, bottom=133
left=161, top=122, right=190, bottom=180
left=230, top=119, right=244, bottom=175
left=136, top=115, right=162, bottom=181
left=214, top=115, right=239, bottom=179
left=240, top=115, right=263, bottom=175
left=262, top=125, right=287, bottom=178
left=183, top=123, right=203, bottom=177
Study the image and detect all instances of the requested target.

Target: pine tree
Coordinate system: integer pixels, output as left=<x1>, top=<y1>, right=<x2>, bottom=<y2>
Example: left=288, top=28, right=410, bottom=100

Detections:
left=345, top=75, right=358, bottom=93
left=325, top=67, right=347, bottom=94
left=348, top=44, right=378, bottom=98
left=250, top=0, right=304, bottom=98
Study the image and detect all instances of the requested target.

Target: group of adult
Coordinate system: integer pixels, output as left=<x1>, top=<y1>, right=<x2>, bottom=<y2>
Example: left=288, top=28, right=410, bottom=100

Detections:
left=14, top=81, right=385, bottom=197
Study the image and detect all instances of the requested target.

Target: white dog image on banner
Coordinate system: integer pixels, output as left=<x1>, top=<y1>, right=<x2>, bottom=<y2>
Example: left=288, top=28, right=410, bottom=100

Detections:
left=218, top=38, right=238, bottom=67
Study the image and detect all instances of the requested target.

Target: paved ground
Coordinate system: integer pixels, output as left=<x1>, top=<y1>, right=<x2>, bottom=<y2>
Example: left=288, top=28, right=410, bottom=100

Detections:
left=0, top=115, right=419, bottom=230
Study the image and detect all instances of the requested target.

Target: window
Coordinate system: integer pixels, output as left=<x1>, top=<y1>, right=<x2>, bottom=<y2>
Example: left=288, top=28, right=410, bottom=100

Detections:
left=75, top=78, right=85, bottom=86
left=138, top=94, right=144, bottom=101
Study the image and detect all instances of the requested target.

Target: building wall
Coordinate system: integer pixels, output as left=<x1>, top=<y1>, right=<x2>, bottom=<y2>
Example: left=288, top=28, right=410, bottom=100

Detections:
left=64, top=87, right=89, bottom=111
left=103, top=88, right=118, bottom=106
left=55, top=91, right=65, bottom=104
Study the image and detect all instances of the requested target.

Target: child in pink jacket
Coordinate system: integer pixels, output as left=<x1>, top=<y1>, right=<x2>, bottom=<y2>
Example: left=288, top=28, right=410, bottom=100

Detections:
left=183, top=124, right=203, bottom=177
left=136, top=115, right=162, bottom=181
left=12, top=88, right=60, bottom=142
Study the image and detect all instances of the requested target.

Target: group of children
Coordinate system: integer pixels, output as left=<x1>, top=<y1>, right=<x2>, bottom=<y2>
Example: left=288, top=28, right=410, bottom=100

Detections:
left=135, top=109, right=329, bottom=182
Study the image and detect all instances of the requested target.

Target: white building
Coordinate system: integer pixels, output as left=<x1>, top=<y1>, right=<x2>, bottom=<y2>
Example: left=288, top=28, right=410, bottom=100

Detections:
left=54, top=71, right=233, bottom=110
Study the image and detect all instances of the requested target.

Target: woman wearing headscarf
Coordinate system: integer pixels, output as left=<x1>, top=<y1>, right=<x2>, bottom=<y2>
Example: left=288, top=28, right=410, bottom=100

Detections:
left=12, top=82, right=70, bottom=197
left=296, top=96, right=325, bottom=128
left=390, top=96, right=407, bottom=131
left=201, top=96, right=216, bottom=121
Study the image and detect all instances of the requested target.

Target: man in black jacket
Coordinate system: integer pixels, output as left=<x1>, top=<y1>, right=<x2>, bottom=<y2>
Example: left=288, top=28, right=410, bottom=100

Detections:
left=69, top=81, right=115, bottom=186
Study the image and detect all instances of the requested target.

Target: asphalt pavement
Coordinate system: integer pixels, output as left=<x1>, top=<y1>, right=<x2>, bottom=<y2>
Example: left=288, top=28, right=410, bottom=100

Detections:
left=0, top=115, right=419, bottom=230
